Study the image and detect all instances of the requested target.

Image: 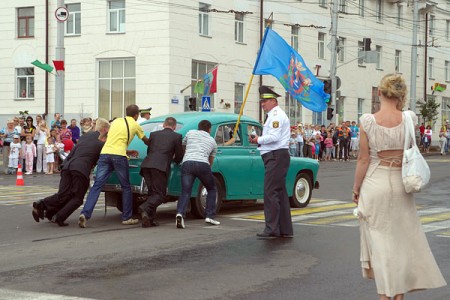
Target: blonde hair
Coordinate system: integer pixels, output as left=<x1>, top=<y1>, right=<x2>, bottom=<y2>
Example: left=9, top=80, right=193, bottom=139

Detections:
left=379, top=73, right=407, bottom=110
left=94, top=118, right=110, bottom=132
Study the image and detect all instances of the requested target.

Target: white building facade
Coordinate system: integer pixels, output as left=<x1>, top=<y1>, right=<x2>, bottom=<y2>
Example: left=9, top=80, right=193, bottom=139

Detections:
left=0, top=0, right=449, bottom=130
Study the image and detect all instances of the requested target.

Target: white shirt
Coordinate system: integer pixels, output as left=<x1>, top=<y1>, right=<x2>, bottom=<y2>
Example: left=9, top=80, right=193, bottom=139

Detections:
left=257, top=106, right=290, bottom=155
left=182, top=130, right=217, bottom=164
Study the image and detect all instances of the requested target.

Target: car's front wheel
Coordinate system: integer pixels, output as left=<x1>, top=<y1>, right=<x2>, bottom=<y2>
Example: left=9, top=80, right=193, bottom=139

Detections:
left=191, top=177, right=223, bottom=219
left=289, top=173, right=312, bottom=208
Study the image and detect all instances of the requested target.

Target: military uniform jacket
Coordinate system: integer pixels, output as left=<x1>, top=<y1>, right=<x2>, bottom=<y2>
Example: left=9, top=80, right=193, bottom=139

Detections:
left=257, top=106, right=290, bottom=155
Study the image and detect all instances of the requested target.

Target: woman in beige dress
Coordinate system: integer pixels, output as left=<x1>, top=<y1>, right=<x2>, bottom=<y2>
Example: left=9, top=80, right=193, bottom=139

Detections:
left=352, top=74, right=446, bottom=300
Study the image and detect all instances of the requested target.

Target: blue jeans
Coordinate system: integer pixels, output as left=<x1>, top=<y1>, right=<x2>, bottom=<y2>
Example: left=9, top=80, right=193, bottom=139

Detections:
left=176, top=161, right=217, bottom=219
left=81, top=154, right=133, bottom=221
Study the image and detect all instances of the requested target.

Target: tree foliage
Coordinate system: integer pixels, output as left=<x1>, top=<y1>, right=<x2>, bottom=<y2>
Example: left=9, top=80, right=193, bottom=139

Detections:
left=418, top=97, right=440, bottom=125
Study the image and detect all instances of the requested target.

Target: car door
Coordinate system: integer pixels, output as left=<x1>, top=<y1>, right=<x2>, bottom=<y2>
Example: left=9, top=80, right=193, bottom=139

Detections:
left=213, top=122, right=252, bottom=198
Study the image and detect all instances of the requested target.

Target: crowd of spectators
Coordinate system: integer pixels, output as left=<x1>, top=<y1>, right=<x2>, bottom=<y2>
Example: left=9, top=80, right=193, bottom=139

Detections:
left=0, top=113, right=100, bottom=175
left=288, top=121, right=360, bottom=162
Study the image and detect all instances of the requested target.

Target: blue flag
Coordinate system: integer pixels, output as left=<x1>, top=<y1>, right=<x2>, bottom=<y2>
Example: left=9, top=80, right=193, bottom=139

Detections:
left=253, top=28, right=330, bottom=112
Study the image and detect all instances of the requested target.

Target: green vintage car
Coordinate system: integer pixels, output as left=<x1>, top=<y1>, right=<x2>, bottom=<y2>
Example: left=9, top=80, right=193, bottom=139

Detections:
left=101, top=112, right=320, bottom=218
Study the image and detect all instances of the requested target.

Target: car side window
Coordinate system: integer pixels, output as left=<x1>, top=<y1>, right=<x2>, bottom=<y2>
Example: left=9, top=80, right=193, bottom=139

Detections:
left=215, top=124, right=241, bottom=146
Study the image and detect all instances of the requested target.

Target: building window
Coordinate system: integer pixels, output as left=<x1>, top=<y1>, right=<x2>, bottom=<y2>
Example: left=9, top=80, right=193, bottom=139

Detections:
left=16, top=68, right=34, bottom=99
left=291, top=26, right=299, bottom=52
left=191, top=60, right=216, bottom=112
left=98, top=59, right=135, bottom=120
left=447, top=20, right=450, bottom=41
left=445, top=61, right=450, bottom=81
left=199, top=3, right=210, bottom=36
left=339, top=0, right=346, bottom=13
left=234, top=83, right=244, bottom=114
left=66, top=3, right=81, bottom=35
left=428, top=57, right=434, bottom=79
left=285, top=93, right=302, bottom=125
left=396, top=5, right=402, bottom=27
left=17, top=7, right=34, bottom=38
left=319, top=0, right=327, bottom=8
left=359, top=0, right=364, bottom=17
left=442, top=97, right=450, bottom=124
left=108, top=0, right=125, bottom=33
left=429, top=15, right=435, bottom=36
left=376, top=0, right=382, bottom=22
left=395, top=50, right=401, bottom=73
left=313, top=111, right=324, bottom=126
left=358, top=41, right=365, bottom=66
left=338, top=37, right=345, bottom=62
left=318, top=32, right=325, bottom=59
left=235, top=13, right=244, bottom=43
left=376, top=45, right=382, bottom=69
left=358, top=98, right=364, bottom=120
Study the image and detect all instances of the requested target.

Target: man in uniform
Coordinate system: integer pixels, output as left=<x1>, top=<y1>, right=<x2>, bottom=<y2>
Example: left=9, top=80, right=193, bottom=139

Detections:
left=137, top=107, right=152, bottom=124
left=249, top=86, right=293, bottom=239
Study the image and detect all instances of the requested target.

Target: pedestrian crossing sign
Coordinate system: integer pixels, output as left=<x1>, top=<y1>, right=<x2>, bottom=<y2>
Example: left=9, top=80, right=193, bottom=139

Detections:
left=201, top=96, right=211, bottom=112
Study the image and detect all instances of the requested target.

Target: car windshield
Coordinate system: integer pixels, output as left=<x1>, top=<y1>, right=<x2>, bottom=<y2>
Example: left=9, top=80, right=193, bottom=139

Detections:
left=141, top=122, right=184, bottom=133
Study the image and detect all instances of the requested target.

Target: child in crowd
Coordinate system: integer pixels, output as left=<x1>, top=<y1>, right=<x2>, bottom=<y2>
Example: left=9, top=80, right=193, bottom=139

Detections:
left=314, top=133, right=322, bottom=161
left=289, top=133, right=297, bottom=157
left=45, top=136, right=57, bottom=175
left=23, top=136, right=37, bottom=175
left=324, top=132, right=334, bottom=161
left=8, top=135, right=21, bottom=174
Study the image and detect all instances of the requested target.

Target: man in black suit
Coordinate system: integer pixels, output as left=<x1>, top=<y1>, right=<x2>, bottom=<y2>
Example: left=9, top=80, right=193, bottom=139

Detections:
left=32, top=118, right=110, bottom=226
left=139, top=117, right=183, bottom=227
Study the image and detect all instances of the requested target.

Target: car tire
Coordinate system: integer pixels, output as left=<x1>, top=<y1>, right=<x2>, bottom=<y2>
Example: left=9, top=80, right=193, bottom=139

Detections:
left=191, top=177, right=223, bottom=219
left=289, top=173, right=312, bottom=208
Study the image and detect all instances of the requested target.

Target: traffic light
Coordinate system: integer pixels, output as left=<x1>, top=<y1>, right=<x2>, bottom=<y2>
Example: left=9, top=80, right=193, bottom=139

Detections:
left=323, top=80, right=331, bottom=95
left=188, top=97, right=196, bottom=111
left=327, top=107, right=334, bottom=120
left=363, top=38, right=371, bottom=51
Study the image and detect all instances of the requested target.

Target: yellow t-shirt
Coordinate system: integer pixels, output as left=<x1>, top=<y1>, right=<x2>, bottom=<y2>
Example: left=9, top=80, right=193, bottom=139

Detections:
left=101, top=116, right=145, bottom=156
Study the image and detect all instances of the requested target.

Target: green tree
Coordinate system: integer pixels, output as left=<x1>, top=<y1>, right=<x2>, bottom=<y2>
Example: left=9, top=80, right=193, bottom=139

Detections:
left=418, top=97, right=440, bottom=126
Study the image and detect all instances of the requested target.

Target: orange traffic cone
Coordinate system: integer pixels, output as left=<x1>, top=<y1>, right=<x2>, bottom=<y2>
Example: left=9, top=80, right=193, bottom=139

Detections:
left=16, top=163, right=24, bottom=186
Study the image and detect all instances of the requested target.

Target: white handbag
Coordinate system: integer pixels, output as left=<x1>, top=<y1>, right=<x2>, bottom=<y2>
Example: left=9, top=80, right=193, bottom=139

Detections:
left=402, top=111, right=430, bottom=193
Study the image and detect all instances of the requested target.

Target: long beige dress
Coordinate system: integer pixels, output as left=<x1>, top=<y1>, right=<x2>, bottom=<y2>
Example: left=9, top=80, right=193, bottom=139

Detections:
left=358, top=112, right=446, bottom=297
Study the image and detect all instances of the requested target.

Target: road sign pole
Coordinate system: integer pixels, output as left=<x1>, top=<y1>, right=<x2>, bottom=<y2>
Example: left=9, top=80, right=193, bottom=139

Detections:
left=55, top=0, right=65, bottom=116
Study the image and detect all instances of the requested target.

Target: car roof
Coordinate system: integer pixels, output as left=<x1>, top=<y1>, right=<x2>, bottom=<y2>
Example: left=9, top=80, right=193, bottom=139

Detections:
left=141, top=112, right=260, bottom=127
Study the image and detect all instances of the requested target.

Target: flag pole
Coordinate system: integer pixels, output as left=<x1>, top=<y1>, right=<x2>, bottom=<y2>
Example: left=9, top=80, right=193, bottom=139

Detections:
left=232, top=74, right=255, bottom=138
left=232, top=28, right=270, bottom=138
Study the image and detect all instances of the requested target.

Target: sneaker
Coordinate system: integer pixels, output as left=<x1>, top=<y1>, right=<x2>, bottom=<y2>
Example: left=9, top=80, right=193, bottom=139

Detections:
left=122, top=218, right=139, bottom=225
left=25, top=172, right=32, bottom=175
left=176, top=213, right=185, bottom=229
left=78, top=214, right=87, bottom=228
left=205, top=218, right=220, bottom=225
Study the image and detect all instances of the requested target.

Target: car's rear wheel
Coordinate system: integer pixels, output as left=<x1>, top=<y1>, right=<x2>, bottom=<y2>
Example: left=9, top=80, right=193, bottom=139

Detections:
left=289, top=173, right=312, bottom=208
left=191, top=177, right=223, bottom=219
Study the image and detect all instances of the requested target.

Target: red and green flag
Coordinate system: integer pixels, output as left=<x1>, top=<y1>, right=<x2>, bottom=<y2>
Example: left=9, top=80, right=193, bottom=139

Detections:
left=31, top=60, right=54, bottom=73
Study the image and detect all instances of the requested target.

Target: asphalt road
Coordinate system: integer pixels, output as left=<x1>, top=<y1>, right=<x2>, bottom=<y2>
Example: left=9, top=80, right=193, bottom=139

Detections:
left=0, top=156, right=449, bottom=300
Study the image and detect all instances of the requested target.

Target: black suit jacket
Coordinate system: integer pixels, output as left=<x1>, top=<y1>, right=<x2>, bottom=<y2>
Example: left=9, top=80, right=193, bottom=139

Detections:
left=62, top=131, right=105, bottom=179
left=140, top=128, right=183, bottom=175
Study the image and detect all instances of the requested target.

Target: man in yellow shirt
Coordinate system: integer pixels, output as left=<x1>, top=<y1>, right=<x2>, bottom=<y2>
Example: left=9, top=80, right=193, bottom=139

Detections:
left=79, top=104, right=149, bottom=227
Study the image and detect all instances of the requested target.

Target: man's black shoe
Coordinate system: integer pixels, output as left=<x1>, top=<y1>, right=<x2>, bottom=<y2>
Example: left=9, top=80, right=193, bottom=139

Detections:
left=32, top=201, right=45, bottom=221
left=256, top=232, right=280, bottom=239
left=51, top=215, right=69, bottom=227
left=141, top=211, right=151, bottom=228
left=149, top=220, right=159, bottom=227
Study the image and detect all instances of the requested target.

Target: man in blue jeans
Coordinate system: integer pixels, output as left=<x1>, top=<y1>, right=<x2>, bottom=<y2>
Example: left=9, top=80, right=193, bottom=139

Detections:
left=175, top=120, right=220, bottom=228
left=79, top=104, right=149, bottom=228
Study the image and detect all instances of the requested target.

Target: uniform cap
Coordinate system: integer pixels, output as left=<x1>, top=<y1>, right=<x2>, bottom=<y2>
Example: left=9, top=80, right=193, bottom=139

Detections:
left=259, top=86, right=281, bottom=101
left=139, top=107, right=152, bottom=114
